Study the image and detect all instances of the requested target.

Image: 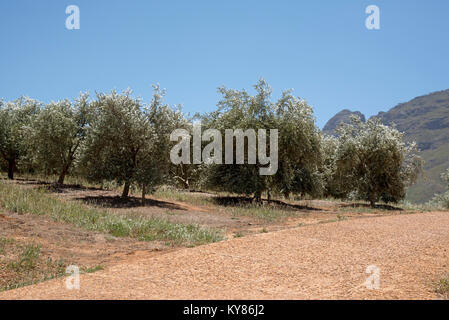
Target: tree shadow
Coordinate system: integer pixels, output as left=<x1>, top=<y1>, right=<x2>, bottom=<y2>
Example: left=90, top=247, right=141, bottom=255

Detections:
left=75, top=195, right=186, bottom=210
left=43, top=183, right=104, bottom=193
left=12, top=179, right=104, bottom=193
left=340, top=203, right=403, bottom=211
left=212, top=196, right=321, bottom=211
left=11, top=178, right=52, bottom=186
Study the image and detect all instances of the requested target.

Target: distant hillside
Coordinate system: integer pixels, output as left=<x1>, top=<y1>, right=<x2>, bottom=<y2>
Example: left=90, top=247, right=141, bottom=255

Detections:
left=322, top=109, right=365, bottom=135
left=323, top=89, right=449, bottom=203
left=374, top=89, right=449, bottom=203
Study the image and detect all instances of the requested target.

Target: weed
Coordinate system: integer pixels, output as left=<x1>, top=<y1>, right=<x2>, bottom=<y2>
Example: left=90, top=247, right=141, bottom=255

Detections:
left=82, top=265, right=104, bottom=274
left=8, top=244, right=41, bottom=272
left=436, top=275, right=449, bottom=298
left=0, top=181, right=223, bottom=247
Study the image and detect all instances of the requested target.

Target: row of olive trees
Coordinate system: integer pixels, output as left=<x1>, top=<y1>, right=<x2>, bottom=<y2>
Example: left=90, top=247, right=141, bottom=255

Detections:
left=0, top=80, right=424, bottom=206
left=0, top=86, right=184, bottom=199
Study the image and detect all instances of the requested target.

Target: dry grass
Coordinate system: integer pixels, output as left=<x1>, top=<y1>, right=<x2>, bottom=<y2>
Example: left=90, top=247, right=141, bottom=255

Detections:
left=436, top=274, right=449, bottom=299
left=0, top=238, right=67, bottom=291
left=0, top=181, right=223, bottom=247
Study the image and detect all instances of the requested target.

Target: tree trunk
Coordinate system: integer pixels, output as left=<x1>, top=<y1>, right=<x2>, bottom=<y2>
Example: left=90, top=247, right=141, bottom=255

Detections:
left=253, top=190, right=262, bottom=203
left=57, top=165, right=69, bottom=185
left=141, top=184, right=146, bottom=205
left=267, top=188, right=272, bottom=203
left=369, top=199, right=376, bottom=208
left=122, top=181, right=131, bottom=198
left=284, top=191, right=290, bottom=199
left=7, top=159, right=15, bottom=180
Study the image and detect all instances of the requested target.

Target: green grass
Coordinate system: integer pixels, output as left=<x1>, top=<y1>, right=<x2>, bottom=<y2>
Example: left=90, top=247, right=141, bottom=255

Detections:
left=400, top=201, right=443, bottom=212
left=153, top=187, right=215, bottom=206
left=155, top=187, right=310, bottom=222
left=0, top=238, right=14, bottom=255
left=0, top=181, right=223, bottom=247
left=436, top=275, right=449, bottom=298
left=229, top=205, right=301, bottom=222
left=0, top=236, right=106, bottom=292
left=7, top=244, right=41, bottom=272
left=82, top=265, right=104, bottom=274
left=0, top=240, right=68, bottom=292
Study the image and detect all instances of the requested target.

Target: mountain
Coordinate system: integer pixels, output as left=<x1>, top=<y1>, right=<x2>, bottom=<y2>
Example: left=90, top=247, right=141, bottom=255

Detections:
left=322, top=109, right=365, bottom=135
left=323, top=89, right=449, bottom=203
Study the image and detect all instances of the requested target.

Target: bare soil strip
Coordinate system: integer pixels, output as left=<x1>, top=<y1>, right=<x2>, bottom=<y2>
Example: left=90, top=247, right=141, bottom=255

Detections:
left=1, top=211, right=448, bottom=299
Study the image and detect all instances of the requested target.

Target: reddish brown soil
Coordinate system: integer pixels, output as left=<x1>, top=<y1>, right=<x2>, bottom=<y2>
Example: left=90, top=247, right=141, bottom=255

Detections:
left=1, top=211, right=448, bottom=299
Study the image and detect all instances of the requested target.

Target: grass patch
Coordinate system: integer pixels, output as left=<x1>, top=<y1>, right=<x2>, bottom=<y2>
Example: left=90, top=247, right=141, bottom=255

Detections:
left=0, top=239, right=68, bottom=292
left=153, top=188, right=214, bottom=207
left=0, top=181, right=223, bottom=247
left=82, top=265, right=104, bottom=274
left=229, top=205, right=299, bottom=222
left=436, top=275, right=449, bottom=298
left=0, top=238, right=14, bottom=255
left=155, top=188, right=304, bottom=222
left=399, top=201, right=442, bottom=212
left=7, top=244, right=41, bottom=272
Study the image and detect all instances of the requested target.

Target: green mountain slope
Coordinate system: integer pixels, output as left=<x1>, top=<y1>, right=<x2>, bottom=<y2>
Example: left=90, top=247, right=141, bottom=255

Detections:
left=375, top=89, right=449, bottom=203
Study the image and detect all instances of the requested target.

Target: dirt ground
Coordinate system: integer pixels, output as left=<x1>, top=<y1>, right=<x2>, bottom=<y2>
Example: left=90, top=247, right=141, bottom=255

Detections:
left=1, top=179, right=442, bottom=298
left=1, top=211, right=449, bottom=299
left=12, top=179, right=408, bottom=238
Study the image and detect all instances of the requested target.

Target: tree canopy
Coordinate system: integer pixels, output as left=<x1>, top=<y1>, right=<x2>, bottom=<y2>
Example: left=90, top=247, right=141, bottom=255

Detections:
left=201, top=79, right=322, bottom=201
left=80, top=87, right=180, bottom=198
left=0, top=81, right=427, bottom=206
left=327, top=116, right=423, bottom=206
left=28, top=93, right=90, bottom=184
left=0, top=97, right=40, bottom=179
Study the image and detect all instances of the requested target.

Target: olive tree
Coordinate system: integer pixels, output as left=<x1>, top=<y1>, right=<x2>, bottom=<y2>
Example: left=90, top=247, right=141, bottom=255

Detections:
left=272, top=90, right=323, bottom=199
left=28, top=93, right=90, bottom=184
left=81, top=87, right=178, bottom=198
left=202, top=79, right=323, bottom=201
left=0, top=97, right=40, bottom=179
left=134, top=87, right=185, bottom=198
left=168, top=116, right=206, bottom=191
left=321, top=134, right=343, bottom=198
left=333, top=117, right=423, bottom=207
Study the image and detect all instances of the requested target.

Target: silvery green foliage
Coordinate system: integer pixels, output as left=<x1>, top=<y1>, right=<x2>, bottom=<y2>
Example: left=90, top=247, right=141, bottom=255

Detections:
left=81, top=87, right=180, bottom=197
left=168, top=115, right=206, bottom=190
left=0, top=97, right=41, bottom=179
left=273, top=89, right=323, bottom=198
left=430, top=168, right=449, bottom=209
left=332, top=116, right=423, bottom=206
left=135, top=85, right=186, bottom=193
left=202, top=79, right=322, bottom=200
left=27, top=93, right=90, bottom=184
left=321, top=134, right=341, bottom=197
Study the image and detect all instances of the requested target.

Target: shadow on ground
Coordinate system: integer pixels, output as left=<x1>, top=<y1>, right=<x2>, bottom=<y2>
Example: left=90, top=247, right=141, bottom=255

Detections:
left=212, top=196, right=321, bottom=211
left=340, top=203, right=403, bottom=211
left=75, top=195, right=186, bottom=210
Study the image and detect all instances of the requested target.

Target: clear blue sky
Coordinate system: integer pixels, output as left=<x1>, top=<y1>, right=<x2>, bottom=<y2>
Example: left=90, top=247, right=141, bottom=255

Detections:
left=1, top=0, right=448, bottom=127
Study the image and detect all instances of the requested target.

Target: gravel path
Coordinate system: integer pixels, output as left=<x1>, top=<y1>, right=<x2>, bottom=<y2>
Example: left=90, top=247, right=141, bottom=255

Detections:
left=1, top=211, right=449, bottom=299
